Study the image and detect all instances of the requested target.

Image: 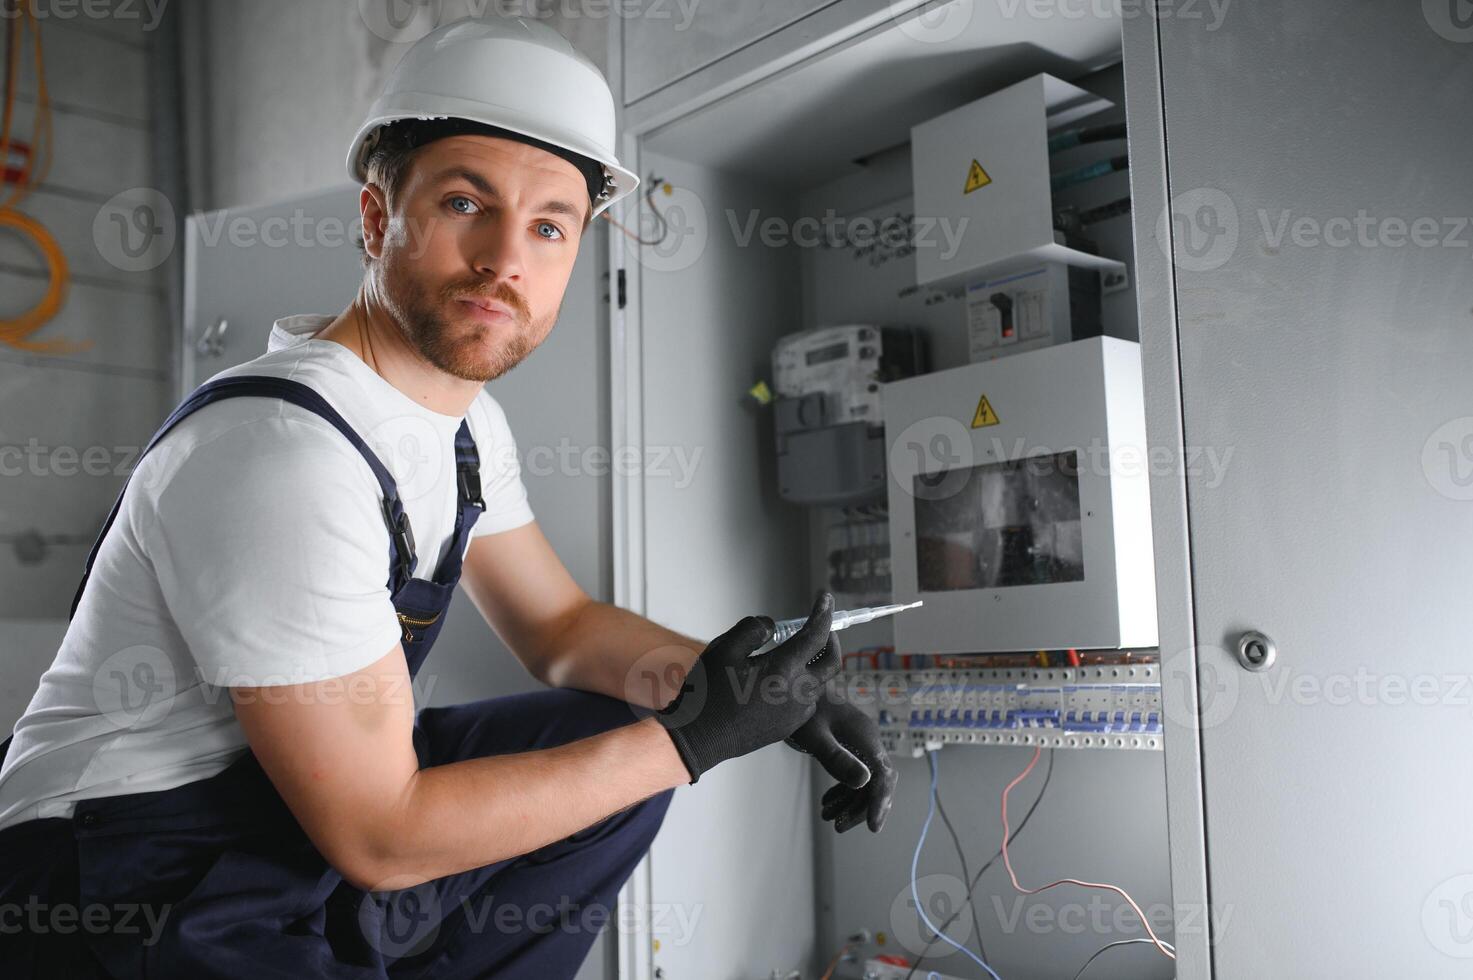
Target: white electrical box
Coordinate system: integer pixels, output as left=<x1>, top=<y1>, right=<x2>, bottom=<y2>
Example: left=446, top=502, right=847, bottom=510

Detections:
left=884, top=337, right=1157, bottom=653
left=911, top=73, right=1124, bottom=288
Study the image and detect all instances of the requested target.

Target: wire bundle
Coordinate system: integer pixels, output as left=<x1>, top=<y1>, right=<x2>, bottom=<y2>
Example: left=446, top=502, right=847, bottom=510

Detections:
left=893, top=747, right=1177, bottom=980
left=1, top=0, right=77, bottom=354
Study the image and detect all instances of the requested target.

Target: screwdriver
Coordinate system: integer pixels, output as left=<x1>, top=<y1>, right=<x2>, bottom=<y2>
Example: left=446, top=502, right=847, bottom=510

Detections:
left=768, top=600, right=924, bottom=645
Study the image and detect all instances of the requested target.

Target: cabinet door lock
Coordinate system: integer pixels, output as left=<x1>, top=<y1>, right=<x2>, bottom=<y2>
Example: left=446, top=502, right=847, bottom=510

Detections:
left=1235, top=630, right=1277, bottom=672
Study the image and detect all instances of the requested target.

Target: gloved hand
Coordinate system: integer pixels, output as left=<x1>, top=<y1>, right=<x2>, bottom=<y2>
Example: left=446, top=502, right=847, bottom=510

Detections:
left=786, top=691, right=898, bottom=833
left=656, top=592, right=840, bottom=783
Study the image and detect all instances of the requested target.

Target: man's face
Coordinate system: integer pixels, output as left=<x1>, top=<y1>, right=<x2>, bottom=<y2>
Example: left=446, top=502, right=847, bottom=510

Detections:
left=369, top=135, right=588, bottom=383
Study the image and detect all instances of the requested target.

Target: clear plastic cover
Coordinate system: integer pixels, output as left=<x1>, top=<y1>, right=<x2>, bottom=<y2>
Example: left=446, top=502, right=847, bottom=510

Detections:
left=913, top=450, right=1084, bottom=591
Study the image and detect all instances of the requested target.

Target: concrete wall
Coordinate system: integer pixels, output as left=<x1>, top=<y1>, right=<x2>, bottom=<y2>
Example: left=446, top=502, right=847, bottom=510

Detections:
left=0, top=4, right=175, bottom=621
left=184, top=0, right=610, bottom=214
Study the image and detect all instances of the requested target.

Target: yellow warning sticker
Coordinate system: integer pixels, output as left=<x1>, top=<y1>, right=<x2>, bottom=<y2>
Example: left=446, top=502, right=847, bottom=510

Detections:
left=963, top=159, right=992, bottom=194
left=971, top=393, right=1000, bottom=428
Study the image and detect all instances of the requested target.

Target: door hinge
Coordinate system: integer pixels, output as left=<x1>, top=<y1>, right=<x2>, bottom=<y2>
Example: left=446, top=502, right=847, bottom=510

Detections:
left=616, top=268, right=626, bottom=309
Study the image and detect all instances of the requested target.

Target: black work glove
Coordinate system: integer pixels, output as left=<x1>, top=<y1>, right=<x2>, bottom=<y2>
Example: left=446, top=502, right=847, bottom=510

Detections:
left=656, top=592, right=840, bottom=783
left=786, top=690, right=898, bottom=833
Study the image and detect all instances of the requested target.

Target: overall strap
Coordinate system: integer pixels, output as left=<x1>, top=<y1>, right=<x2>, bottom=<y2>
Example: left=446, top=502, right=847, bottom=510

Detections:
left=70, top=375, right=418, bottom=620
left=430, top=419, right=486, bottom=584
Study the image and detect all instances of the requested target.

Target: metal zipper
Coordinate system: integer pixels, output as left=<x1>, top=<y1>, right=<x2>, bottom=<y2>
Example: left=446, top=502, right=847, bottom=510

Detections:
left=397, top=609, right=441, bottom=643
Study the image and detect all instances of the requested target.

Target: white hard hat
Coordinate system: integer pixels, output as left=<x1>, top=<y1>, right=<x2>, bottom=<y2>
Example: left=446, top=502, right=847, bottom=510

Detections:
left=347, top=16, right=637, bottom=218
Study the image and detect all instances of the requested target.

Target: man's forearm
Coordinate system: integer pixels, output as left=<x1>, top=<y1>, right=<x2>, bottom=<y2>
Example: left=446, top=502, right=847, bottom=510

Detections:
left=541, top=599, right=706, bottom=709
left=365, top=716, right=686, bottom=888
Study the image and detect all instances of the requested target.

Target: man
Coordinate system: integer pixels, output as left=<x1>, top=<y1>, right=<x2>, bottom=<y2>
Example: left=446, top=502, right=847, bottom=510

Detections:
left=0, top=15, right=895, bottom=979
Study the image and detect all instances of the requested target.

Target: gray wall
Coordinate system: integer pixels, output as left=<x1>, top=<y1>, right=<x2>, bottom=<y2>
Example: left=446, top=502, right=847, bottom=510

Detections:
left=0, top=3, right=174, bottom=619
left=181, top=0, right=611, bottom=214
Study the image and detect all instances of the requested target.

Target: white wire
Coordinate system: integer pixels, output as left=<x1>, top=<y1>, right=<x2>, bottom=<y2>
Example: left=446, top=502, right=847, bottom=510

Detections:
left=910, top=750, right=1003, bottom=980
left=1069, top=937, right=1177, bottom=980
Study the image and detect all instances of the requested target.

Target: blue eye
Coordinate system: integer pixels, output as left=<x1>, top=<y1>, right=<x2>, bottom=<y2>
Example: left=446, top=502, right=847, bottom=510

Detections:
left=535, top=221, right=564, bottom=241
left=448, top=196, right=478, bottom=215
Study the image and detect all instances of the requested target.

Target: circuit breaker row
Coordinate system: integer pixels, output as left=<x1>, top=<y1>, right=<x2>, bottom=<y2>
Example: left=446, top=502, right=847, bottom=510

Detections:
left=845, top=665, right=1163, bottom=753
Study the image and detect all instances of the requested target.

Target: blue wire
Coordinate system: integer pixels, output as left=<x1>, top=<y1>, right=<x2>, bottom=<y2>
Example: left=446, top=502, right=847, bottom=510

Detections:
left=910, top=750, right=1003, bottom=980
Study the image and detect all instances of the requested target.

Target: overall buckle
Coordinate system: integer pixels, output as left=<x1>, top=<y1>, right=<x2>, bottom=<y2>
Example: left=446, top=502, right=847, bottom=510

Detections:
left=457, top=467, right=485, bottom=510
left=382, top=496, right=416, bottom=578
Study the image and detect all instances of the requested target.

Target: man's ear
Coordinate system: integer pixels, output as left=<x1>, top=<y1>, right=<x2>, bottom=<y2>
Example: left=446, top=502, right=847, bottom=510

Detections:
left=360, top=183, right=391, bottom=260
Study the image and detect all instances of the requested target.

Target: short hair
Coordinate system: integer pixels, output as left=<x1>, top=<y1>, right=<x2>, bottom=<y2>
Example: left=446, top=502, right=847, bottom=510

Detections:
left=354, top=118, right=597, bottom=266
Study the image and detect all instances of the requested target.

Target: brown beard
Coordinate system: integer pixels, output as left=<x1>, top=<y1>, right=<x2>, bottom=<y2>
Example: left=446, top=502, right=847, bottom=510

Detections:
left=380, top=252, right=551, bottom=383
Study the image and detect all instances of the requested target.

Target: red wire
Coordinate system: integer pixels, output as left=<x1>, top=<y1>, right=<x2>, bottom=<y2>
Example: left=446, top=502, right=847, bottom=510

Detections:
left=999, top=746, right=1177, bottom=960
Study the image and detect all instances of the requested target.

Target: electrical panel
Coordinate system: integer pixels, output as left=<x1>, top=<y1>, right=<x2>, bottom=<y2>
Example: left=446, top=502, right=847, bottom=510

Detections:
left=884, top=338, right=1157, bottom=654
left=846, top=664, right=1163, bottom=755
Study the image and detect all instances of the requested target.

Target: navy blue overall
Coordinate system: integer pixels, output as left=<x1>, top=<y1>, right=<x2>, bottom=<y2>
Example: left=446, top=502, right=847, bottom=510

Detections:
left=0, top=376, right=672, bottom=979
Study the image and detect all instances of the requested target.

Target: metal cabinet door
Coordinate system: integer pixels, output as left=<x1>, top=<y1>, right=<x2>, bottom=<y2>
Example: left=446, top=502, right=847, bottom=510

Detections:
left=621, top=0, right=839, bottom=105
left=1132, top=4, right=1473, bottom=977
left=182, top=184, right=367, bottom=390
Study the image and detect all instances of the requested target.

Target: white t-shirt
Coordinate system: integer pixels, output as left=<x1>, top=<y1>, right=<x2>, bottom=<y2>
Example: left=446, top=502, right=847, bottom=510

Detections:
left=0, top=314, right=535, bottom=832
